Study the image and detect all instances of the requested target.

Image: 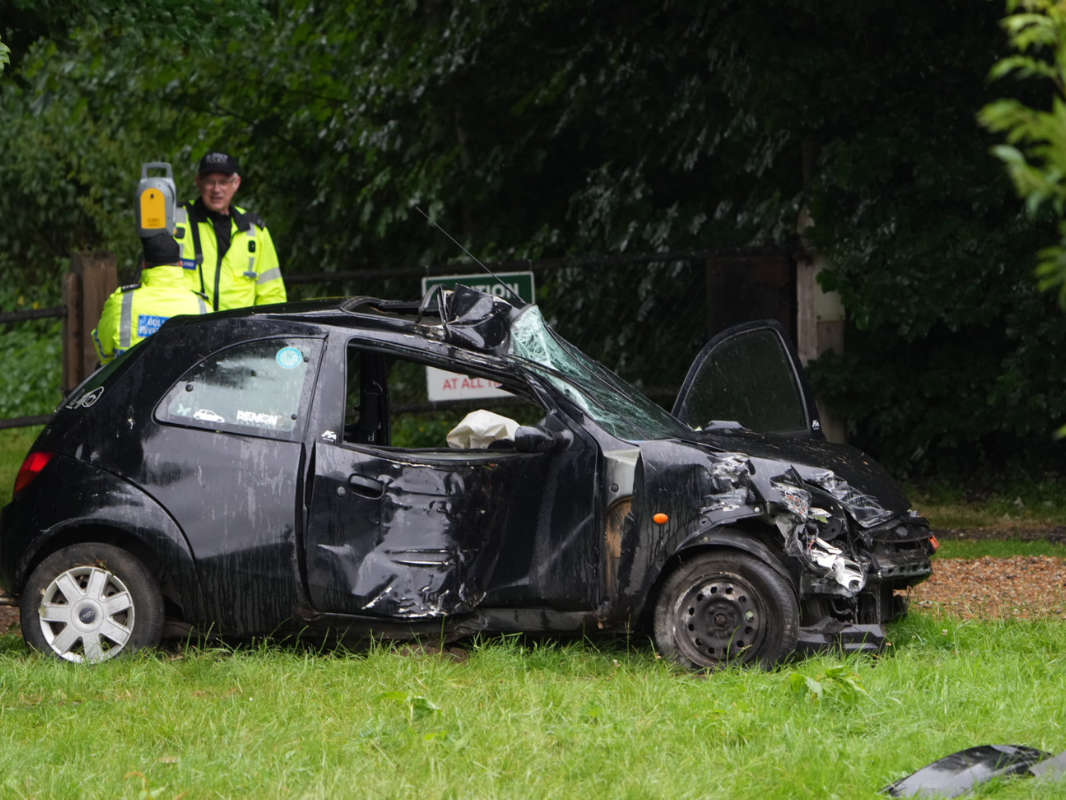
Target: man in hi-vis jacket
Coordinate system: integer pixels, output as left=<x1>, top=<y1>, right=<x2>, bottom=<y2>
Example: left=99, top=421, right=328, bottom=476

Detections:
left=173, top=151, right=286, bottom=311
left=92, top=234, right=209, bottom=365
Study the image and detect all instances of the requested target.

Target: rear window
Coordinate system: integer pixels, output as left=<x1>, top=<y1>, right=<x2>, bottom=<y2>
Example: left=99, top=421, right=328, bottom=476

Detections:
left=155, top=337, right=321, bottom=440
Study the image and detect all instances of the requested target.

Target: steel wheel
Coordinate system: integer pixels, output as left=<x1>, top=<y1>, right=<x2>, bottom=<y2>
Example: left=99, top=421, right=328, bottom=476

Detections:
left=21, top=543, right=163, bottom=663
left=673, top=572, right=769, bottom=663
left=653, top=550, right=798, bottom=669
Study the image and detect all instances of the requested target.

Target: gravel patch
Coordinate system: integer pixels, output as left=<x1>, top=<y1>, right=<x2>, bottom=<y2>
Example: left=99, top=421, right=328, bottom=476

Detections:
left=908, top=555, right=1066, bottom=621
left=0, top=606, right=17, bottom=633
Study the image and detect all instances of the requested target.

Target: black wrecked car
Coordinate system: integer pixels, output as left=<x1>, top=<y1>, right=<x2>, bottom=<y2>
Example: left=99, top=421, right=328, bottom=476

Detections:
left=0, top=286, right=934, bottom=666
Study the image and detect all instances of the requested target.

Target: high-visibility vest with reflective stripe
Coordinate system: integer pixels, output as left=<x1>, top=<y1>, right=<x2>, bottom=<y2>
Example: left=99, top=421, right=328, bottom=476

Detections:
left=92, top=266, right=209, bottom=364
left=173, top=203, right=286, bottom=311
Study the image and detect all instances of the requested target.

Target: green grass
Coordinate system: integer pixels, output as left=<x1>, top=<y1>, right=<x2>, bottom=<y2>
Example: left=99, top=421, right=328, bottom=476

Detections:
left=935, top=538, right=1066, bottom=559
left=0, top=426, right=40, bottom=505
left=909, top=475, right=1066, bottom=531
left=1, top=429, right=1064, bottom=796
left=1, top=619, right=1065, bottom=799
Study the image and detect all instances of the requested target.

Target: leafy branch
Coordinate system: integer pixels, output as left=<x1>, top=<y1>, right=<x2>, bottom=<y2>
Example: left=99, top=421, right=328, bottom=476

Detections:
left=979, top=0, right=1066, bottom=310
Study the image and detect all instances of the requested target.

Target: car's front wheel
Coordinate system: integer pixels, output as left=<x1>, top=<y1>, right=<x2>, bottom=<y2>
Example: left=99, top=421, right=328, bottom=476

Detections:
left=653, top=550, right=798, bottom=669
left=20, top=543, right=163, bottom=663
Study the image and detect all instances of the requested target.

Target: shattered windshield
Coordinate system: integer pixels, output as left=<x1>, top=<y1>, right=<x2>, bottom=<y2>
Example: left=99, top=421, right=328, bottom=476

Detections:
left=508, top=306, right=690, bottom=441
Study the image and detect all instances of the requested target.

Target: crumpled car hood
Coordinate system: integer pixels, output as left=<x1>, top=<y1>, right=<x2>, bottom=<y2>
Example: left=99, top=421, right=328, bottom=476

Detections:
left=696, top=428, right=911, bottom=516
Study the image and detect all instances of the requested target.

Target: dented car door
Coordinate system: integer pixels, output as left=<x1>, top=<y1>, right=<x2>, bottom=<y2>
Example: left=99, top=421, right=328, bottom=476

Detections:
left=303, top=344, right=602, bottom=618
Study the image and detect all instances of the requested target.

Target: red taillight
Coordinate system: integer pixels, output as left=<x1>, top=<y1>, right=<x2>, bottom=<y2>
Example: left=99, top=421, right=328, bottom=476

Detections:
left=929, top=535, right=940, bottom=553
left=13, top=451, right=54, bottom=494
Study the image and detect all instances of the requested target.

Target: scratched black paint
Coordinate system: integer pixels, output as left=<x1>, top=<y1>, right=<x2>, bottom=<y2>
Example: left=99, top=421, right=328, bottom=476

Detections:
left=1, top=289, right=934, bottom=663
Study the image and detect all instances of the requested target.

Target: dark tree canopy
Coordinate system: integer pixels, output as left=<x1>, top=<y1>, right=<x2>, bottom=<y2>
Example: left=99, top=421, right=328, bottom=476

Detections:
left=1, top=0, right=1063, bottom=474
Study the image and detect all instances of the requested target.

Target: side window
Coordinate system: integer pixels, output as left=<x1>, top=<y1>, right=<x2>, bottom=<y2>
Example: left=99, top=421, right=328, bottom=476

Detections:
left=679, top=329, right=807, bottom=433
left=342, top=344, right=545, bottom=448
left=157, top=337, right=321, bottom=439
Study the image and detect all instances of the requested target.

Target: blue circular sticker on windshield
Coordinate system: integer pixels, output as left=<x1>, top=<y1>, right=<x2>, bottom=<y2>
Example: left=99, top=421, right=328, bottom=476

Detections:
left=276, top=346, right=303, bottom=369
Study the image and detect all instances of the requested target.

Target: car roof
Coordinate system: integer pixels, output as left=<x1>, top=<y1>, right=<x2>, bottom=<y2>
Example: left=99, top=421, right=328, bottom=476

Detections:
left=175, top=286, right=525, bottom=357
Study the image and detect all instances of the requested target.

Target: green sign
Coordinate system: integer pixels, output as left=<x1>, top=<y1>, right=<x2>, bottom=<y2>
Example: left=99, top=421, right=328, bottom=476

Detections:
left=420, top=271, right=535, bottom=304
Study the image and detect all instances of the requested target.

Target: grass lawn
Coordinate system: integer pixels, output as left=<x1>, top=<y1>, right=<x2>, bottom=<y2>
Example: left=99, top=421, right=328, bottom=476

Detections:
left=1, top=617, right=1065, bottom=799
left=908, top=476, right=1066, bottom=531
left=935, top=537, right=1066, bottom=559
left=2, top=428, right=1065, bottom=797
left=0, top=426, right=40, bottom=503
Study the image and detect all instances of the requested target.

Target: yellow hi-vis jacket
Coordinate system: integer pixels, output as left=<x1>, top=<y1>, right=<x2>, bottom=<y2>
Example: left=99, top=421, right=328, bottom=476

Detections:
left=92, top=266, right=209, bottom=364
left=174, top=201, right=286, bottom=311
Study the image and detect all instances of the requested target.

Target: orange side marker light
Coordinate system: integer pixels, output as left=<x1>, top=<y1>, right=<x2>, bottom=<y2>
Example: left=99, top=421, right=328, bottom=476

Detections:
left=652, top=512, right=669, bottom=525
left=929, top=535, right=940, bottom=553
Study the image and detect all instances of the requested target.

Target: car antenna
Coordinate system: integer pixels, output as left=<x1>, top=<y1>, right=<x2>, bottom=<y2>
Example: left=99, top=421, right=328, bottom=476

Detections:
left=413, top=205, right=527, bottom=307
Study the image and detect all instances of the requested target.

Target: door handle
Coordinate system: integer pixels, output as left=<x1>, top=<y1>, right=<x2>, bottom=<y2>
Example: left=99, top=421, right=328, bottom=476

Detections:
left=347, top=474, right=384, bottom=498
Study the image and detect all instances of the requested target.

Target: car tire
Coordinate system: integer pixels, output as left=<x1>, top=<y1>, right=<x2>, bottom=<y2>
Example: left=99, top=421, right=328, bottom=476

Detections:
left=20, top=543, right=163, bottom=664
left=653, top=550, right=799, bottom=669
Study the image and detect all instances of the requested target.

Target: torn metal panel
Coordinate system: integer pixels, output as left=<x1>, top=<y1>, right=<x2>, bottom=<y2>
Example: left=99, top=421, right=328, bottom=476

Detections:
left=699, top=427, right=912, bottom=518
left=306, top=412, right=601, bottom=618
left=306, top=445, right=515, bottom=617
left=439, top=285, right=518, bottom=353
left=1031, top=750, right=1066, bottom=780
left=883, top=745, right=1053, bottom=798
left=795, top=619, right=885, bottom=654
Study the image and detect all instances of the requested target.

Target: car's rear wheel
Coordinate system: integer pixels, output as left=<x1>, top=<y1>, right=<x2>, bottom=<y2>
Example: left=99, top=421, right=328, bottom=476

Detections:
left=653, top=551, right=798, bottom=669
left=20, top=543, right=163, bottom=664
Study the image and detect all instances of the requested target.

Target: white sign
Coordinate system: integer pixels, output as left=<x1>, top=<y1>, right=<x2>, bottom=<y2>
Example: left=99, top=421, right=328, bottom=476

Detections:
left=425, top=366, right=512, bottom=402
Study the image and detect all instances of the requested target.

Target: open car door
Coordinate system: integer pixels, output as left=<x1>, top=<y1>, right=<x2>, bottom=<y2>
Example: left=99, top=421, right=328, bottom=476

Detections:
left=672, top=320, right=823, bottom=437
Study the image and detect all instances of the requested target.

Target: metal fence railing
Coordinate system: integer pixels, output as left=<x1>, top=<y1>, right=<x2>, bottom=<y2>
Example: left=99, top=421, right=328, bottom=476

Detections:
left=0, top=306, right=66, bottom=431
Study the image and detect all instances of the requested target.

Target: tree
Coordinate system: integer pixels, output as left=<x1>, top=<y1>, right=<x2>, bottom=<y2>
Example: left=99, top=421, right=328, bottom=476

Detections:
left=979, top=0, right=1066, bottom=438
left=1, top=0, right=1063, bottom=473
left=979, top=0, right=1066, bottom=309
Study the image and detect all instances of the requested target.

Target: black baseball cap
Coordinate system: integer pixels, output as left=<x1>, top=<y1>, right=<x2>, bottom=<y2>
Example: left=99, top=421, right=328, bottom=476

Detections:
left=197, top=151, right=240, bottom=176
left=141, top=233, right=181, bottom=267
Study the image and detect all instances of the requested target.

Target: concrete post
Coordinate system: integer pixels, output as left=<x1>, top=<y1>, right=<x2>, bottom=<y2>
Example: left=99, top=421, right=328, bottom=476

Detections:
left=795, top=215, right=846, bottom=443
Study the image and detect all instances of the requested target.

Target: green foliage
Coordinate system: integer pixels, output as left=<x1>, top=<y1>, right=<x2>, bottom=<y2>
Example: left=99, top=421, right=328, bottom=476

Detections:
left=2, top=0, right=1066, bottom=474
left=0, top=321, right=62, bottom=418
left=0, top=0, right=272, bottom=296
left=390, top=413, right=460, bottom=449
left=378, top=690, right=441, bottom=724
left=979, top=0, right=1066, bottom=310
left=910, top=470, right=1066, bottom=529
left=808, top=301, right=1066, bottom=475
left=787, top=663, right=871, bottom=703
left=0, top=34, right=9, bottom=74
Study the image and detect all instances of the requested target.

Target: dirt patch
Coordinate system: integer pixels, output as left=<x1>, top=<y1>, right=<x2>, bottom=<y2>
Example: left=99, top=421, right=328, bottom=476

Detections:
left=907, top=554, right=1066, bottom=621
left=0, top=605, right=17, bottom=633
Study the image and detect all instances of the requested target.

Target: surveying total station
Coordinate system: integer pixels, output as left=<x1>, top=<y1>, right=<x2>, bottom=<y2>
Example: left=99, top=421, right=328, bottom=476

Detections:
left=135, top=162, right=177, bottom=235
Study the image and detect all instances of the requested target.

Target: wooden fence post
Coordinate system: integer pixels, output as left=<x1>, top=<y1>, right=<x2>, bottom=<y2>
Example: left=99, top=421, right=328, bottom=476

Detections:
left=62, top=272, right=83, bottom=393
left=63, top=252, right=117, bottom=391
